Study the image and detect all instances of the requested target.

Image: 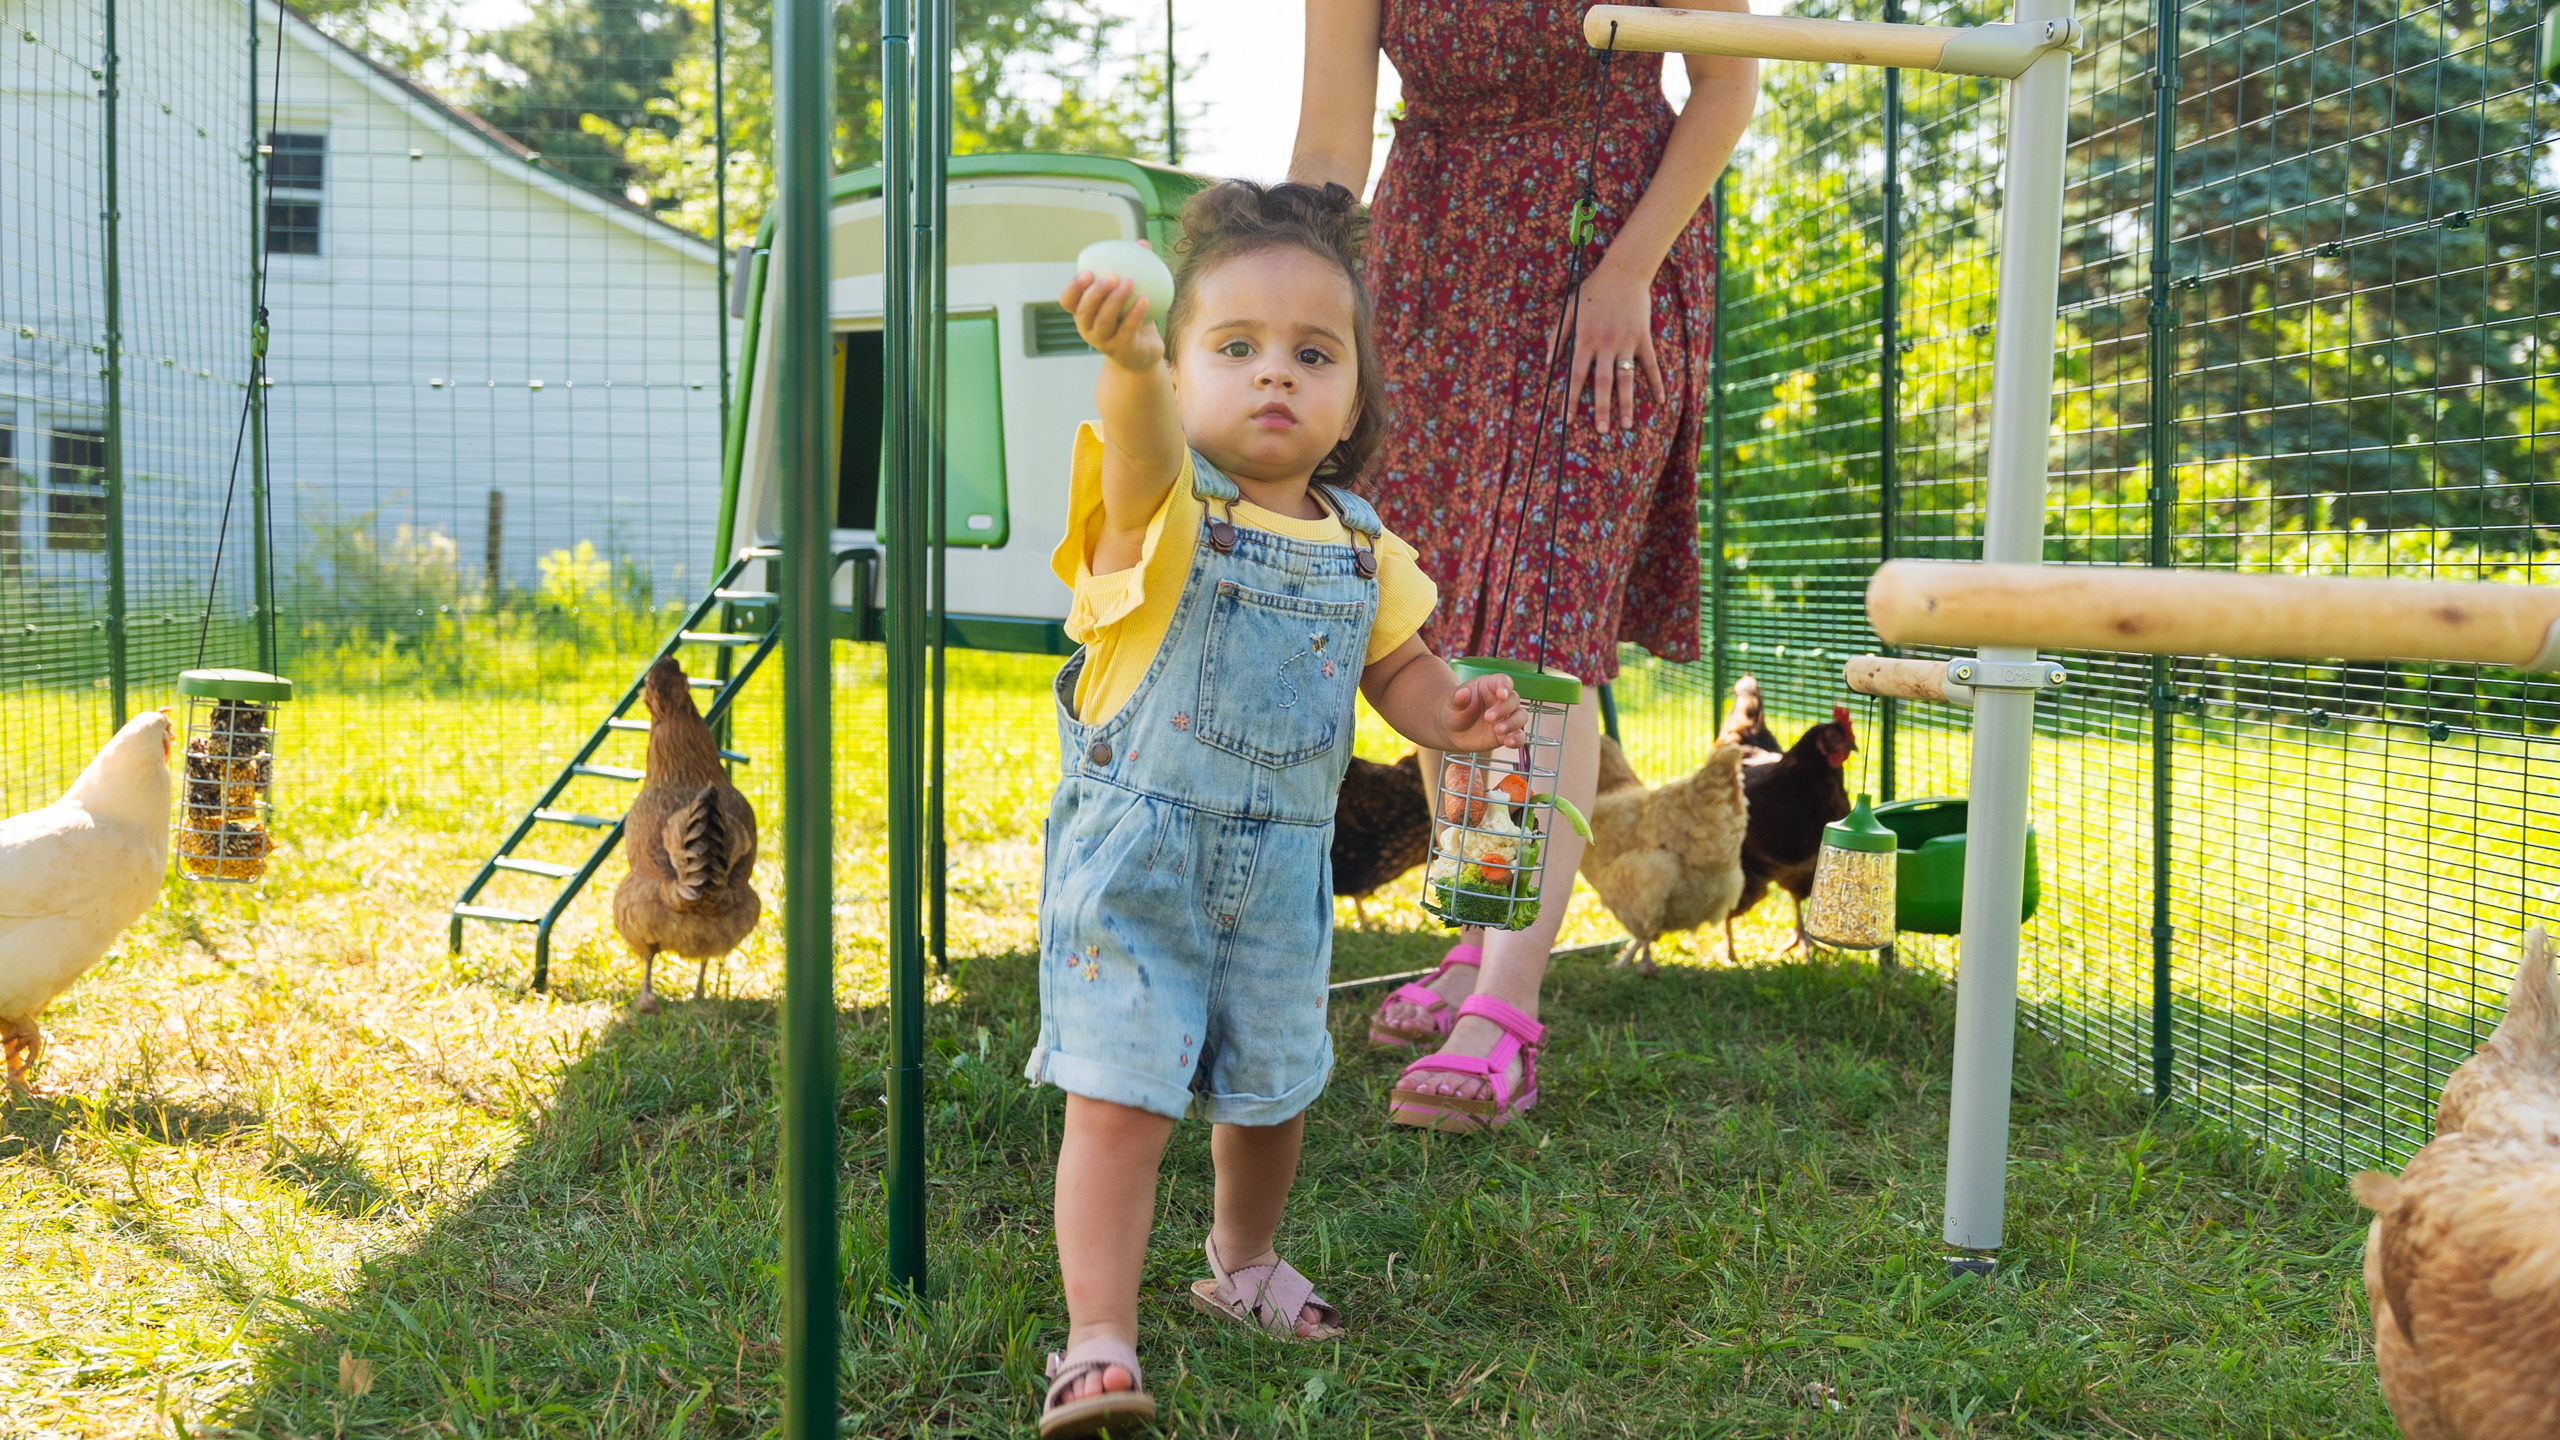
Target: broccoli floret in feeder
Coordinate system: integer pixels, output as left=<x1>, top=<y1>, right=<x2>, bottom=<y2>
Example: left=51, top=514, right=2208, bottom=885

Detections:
left=1425, top=821, right=1544, bottom=927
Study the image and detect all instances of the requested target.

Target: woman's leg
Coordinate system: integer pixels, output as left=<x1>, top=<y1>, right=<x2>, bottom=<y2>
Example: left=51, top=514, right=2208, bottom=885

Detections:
left=1401, top=695, right=1603, bottom=1103
left=1054, top=1093, right=1177, bottom=1399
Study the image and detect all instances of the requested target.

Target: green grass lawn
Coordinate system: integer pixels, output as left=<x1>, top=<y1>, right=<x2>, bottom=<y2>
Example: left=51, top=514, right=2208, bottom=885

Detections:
left=0, top=650, right=2400, bottom=1436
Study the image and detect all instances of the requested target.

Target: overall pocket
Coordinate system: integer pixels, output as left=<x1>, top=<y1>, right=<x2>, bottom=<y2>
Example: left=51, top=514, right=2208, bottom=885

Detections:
left=1194, top=580, right=1368, bottom=768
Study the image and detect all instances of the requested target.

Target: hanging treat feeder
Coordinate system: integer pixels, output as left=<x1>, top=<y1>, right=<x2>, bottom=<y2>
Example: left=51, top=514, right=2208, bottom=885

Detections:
left=175, top=668, right=291, bottom=883
left=1803, top=793, right=1899, bottom=950
left=1421, top=659, right=1590, bottom=931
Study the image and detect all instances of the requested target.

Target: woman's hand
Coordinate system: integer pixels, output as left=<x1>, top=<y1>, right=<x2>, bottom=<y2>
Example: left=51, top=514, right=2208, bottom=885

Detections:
left=1439, top=675, right=1527, bottom=754
left=1062, top=272, right=1165, bottom=373
left=1548, top=262, right=1660, bottom=433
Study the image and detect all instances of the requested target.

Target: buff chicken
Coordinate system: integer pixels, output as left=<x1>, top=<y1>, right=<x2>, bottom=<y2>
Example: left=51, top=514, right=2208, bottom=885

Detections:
left=1580, top=734, right=1750, bottom=975
left=612, top=658, right=761, bottom=1013
left=0, top=710, right=174, bottom=1094
left=2351, top=925, right=2560, bottom=1440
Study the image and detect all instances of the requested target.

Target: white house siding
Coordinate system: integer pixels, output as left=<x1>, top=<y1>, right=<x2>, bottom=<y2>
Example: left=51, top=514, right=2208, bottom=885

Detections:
left=256, top=2, right=727, bottom=603
left=2, top=0, right=261, bottom=808
left=0, top=0, right=729, bottom=806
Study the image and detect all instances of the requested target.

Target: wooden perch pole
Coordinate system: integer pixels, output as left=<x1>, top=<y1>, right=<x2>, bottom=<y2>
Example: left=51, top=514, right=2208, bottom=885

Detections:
left=1867, top=561, right=2560, bottom=671
left=1845, top=654, right=1969, bottom=707
left=1581, top=4, right=2074, bottom=78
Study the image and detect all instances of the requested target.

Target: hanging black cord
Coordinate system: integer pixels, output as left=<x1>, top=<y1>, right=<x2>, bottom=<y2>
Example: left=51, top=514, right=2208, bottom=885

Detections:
left=197, top=2, right=286, bottom=669
left=1488, top=25, right=1621, bottom=672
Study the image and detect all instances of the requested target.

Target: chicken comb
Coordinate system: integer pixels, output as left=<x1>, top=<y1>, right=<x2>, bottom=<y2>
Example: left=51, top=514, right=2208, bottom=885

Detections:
left=1833, top=703, right=1855, bottom=737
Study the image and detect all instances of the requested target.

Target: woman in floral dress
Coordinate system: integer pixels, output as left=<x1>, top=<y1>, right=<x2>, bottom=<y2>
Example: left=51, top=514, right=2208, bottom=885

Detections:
left=1293, top=0, right=1755, bottom=1123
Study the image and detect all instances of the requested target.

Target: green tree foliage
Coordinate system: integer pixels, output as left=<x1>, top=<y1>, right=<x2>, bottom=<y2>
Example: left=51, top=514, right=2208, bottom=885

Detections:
left=468, top=0, right=699, bottom=196
left=469, top=0, right=1177, bottom=243
left=297, top=0, right=1182, bottom=244
left=1721, top=0, right=2560, bottom=591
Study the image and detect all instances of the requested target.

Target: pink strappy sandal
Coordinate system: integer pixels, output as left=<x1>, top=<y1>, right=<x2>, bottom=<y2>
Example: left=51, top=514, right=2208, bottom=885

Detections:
left=1388, top=993, right=1544, bottom=1133
left=1038, top=1335, right=1156, bottom=1438
left=1187, top=1235, right=1345, bottom=1341
left=1366, top=943, right=1482, bottom=1048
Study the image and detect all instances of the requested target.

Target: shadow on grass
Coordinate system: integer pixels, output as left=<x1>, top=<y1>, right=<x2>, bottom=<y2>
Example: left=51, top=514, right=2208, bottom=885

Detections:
left=204, top=935, right=2395, bottom=1438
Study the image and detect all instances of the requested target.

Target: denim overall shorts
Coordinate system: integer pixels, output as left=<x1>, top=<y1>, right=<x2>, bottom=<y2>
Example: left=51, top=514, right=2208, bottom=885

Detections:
left=1025, top=455, right=1384, bottom=1124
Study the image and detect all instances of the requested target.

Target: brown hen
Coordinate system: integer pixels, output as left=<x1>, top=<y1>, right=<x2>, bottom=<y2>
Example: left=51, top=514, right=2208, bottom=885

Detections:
left=2352, top=925, right=2560, bottom=1440
left=613, top=658, right=761, bottom=1013
left=1331, top=752, right=1430, bottom=926
left=1581, top=735, right=1750, bottom=975
left=1729, top=704, right=1857, bottom=956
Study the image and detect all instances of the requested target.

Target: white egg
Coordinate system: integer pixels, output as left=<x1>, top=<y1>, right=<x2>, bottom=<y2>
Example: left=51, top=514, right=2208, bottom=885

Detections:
left=1076, top=238, right=1175, bottom=333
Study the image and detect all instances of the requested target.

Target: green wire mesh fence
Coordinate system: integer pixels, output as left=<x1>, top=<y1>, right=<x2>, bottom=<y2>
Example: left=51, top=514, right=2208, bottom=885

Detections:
left=2, top=0, right=1167, bottom=998
left=1631, top=0, right=2560, bottom=1175
left=10, top=0, right=2558, bottom=1180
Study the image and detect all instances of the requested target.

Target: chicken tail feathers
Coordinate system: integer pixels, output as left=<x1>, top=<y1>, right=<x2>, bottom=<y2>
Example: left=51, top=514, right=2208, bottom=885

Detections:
left=2494, top=923, right=2558, bottom=1068
left=663, top=787, right=732, bottom=904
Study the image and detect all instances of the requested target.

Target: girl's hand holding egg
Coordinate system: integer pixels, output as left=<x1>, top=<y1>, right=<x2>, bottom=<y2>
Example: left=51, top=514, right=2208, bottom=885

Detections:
left=1062, top=238, right=1176, bottom=372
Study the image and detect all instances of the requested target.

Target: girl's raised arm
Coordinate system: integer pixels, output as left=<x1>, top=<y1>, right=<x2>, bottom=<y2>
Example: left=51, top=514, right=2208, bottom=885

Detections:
left=1063, top=272, right=1187, bottom=576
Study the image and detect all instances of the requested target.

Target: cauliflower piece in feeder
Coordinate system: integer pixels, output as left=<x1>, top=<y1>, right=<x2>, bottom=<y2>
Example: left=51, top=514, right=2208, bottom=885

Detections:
left=1419, top=659, right=1589, bottom=932
left=174, top=669, right=290, bottom=885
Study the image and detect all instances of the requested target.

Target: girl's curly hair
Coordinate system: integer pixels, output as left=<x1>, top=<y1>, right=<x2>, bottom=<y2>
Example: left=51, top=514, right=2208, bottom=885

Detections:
left=1164, top=179, right=1389, bottom=488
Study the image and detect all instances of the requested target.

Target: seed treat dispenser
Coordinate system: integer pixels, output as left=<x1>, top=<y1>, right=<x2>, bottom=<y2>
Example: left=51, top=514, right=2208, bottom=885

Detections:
left=174, top=668, right=291, bottom=884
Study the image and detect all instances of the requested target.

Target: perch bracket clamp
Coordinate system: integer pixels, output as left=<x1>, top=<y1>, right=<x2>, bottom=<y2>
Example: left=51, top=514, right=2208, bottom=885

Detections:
left=1938, top=18, right=2082, bottom=79
left=1946, top=658, right=2065, bottom=694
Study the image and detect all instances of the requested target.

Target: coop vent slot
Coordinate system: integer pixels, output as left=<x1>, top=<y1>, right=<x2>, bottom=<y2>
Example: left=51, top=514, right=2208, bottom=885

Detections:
left=1026, top=302, right=1096, bottom=357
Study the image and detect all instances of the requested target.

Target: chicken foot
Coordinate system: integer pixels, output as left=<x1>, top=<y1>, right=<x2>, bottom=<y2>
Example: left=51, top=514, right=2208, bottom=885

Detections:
left=3, top=1025, right=44, bottom=1097
left=634, top=946, right=663, bottom=1016
left=1610, top=938, right=1659, bottom=976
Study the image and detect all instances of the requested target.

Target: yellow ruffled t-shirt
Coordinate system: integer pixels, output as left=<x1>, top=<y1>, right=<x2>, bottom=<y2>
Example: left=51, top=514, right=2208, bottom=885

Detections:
left=1052, top=423, right=1439, bottom=725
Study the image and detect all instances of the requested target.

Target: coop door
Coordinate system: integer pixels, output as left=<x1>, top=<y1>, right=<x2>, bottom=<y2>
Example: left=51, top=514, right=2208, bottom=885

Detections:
left=835, top=313, right=1009, bottom=548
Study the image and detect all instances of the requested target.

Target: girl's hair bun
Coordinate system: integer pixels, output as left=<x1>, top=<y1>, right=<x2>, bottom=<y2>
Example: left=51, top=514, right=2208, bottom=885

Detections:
left=1164, top=180, right=1389, bottom=489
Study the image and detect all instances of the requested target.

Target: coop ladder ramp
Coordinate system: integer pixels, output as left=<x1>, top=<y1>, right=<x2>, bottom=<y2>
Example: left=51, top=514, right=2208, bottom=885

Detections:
left=447, top=546, right=848, bottom=992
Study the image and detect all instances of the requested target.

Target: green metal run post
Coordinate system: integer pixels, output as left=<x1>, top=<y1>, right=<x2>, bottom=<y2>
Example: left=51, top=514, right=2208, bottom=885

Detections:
left=773, top=0, right=840, bottom=1421
left=248, top=0, right=274, bottom=672
left=1876, top=0, right=1903, bottom=807
left=2144, top=0, right=2180, bottom=1108
left=1707, top=174, right=1728, bottom=732
left=924, top=0, right=951, bottom=977
left=102, top=0, right=127, bottom=724
left=881, top=0, right=932, bottom=1298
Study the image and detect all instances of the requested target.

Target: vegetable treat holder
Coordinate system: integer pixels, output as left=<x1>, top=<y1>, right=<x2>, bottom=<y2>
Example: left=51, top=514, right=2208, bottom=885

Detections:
left=1421, top=658, right=1587, bottom=931
left=175, top=668, right=291, bottom=884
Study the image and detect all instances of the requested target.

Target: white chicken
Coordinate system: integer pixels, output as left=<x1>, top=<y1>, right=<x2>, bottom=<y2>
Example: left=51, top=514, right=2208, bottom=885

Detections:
left=0, top=709, right=173, bottom=1094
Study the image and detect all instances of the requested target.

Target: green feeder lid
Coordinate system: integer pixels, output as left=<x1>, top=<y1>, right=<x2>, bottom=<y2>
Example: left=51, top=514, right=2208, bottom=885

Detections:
left=177, top=668, right=294, bottom=703
left=1450, top=656, right=1582, bottom=707
left=1823, top=793, right=1899, bottom=853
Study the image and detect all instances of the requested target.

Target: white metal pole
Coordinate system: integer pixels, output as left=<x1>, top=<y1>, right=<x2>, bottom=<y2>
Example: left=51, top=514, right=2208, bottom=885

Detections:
left=1941, top=0, right=2076, bottom=1262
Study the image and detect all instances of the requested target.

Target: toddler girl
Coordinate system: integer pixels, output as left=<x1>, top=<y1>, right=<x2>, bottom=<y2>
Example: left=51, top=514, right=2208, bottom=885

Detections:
left=1025, top=179, right=1525, bottom=1437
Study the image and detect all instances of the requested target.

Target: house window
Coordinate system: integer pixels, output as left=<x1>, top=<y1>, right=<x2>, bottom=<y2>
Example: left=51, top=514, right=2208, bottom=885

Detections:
left=46, top=429, right=106, bottom=552
left=266, top=131, right=325, bottom=256
left=0, top=424, right=18, bottom=573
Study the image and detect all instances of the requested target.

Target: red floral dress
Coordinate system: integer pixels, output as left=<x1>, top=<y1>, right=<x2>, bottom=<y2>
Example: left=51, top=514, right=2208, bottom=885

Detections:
left=1366, top=0, right=1715, bottom=684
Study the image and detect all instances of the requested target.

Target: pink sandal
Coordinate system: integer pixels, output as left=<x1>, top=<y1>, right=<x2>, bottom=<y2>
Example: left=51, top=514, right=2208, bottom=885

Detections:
left=1038, top=1335, right=1156, bottom=1438
left=1186, top=1234, right=1345, bottom=1341
left=1388, top=993, right=1544, bottom=1133
left=1366, top=944, right=1482, bottom=1048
